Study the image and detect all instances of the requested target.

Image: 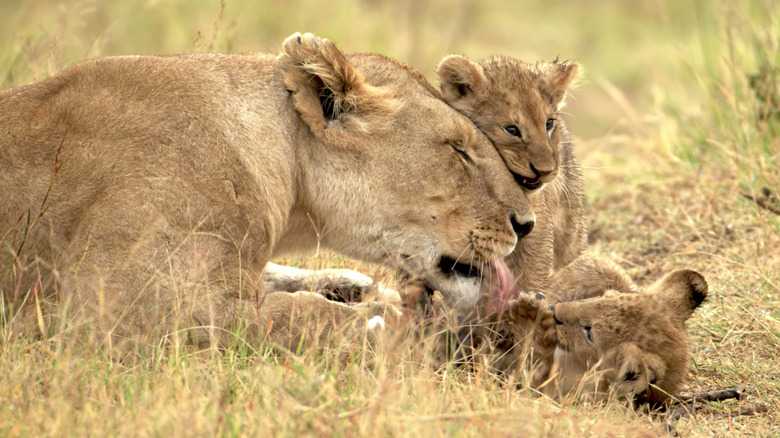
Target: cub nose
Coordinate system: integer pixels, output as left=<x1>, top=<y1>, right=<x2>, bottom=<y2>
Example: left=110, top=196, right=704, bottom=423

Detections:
left=530, top=162, right=554, bottom=178
left=510, top=215, right=535, bottom=239
left=552, top=304, right=563, bottom=325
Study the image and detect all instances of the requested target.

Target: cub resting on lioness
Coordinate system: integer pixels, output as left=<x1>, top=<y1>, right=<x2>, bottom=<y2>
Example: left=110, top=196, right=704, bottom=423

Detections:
left=264, top=53, right=708, bottom=403
left=266, top=55, right=587, bottom=300
left=0, top=33, right=535, bottom=352
left=437, top=55, right=586, bottom=288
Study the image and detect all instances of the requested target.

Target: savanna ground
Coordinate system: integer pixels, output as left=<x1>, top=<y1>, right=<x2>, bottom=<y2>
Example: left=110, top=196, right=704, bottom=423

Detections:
left=1, top=0, right=778, bottom=436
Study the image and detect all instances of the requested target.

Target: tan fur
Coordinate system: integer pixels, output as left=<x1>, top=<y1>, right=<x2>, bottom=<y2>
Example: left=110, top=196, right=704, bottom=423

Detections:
left=437, top=55, right=586, bottom=283
left=494, top=255, right=708, bottom=403
left=256, top=50, right=704, bottom=403
left=266, top=55, right=587, bottom=300
left=432, top=55, right=706, bottom=403
left=0, top=33, right=533, bottom=352
left=259, top=53, right=704, bottom=403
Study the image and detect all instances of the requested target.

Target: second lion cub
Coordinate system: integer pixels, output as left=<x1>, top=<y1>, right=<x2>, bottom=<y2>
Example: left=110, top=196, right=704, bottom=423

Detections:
left=437, top=55, right=586, bottom=291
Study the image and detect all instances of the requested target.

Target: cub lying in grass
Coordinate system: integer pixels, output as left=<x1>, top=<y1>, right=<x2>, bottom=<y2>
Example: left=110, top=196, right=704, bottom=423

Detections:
left=270, top=255, right=707, bottom=404
left=463, top=254, right=708, bottom=404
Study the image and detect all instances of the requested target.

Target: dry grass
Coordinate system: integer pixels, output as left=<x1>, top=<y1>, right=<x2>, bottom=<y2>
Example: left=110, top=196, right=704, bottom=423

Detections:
left=1, top=0, right=779, bottom=436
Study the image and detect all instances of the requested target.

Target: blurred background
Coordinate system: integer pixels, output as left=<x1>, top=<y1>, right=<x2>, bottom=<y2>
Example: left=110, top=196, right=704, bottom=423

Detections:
left=0, top=0, right=774, bottom=140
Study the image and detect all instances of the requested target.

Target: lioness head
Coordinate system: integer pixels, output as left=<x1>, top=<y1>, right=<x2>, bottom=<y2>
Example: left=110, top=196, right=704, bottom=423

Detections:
left=436, top=55, right=579, bottom=191
left=279, top=34, right=534, bottom=309
left=552, top=269, right=708, bottom=403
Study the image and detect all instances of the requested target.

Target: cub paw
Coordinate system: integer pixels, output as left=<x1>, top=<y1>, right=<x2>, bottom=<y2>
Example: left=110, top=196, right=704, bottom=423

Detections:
left=506, top=292, right=546, bottom=319
left=505, top=292, right=557, bottom=355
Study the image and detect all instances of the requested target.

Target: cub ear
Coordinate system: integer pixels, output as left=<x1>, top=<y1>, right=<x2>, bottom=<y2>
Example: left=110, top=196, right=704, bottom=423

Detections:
left=279, top=33, right=398, bottom=143
left=540, top=60, right=580, bottom=110
left=436, top=55, right=486, bottom=115
left=650, top=269, right=708, bottom=320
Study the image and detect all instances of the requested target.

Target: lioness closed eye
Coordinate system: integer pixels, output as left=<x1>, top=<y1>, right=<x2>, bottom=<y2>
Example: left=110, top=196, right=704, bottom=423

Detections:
left=0, top=33, right=531, bottom=352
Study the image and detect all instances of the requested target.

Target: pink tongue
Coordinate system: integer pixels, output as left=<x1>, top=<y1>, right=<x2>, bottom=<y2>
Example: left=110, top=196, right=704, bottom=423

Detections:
left=488, top=259, right=517, bottom=313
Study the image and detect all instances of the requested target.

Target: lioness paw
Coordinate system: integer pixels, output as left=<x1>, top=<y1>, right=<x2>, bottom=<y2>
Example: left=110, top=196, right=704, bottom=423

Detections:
left=367, top=315, right=386, bottom=332
left=315, top=270, right=374, bottom=303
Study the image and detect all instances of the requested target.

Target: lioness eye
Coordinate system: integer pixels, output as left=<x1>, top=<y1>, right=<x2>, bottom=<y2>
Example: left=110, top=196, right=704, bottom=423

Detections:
left=454, top=148, right=473, bottom=164
left=504, top=125, right=521, bottom=137
left=447, top=141, right=474, bottom=165
left=545, top=118, right=555, bottom=131
left=583, top=325, right=593, bottom=344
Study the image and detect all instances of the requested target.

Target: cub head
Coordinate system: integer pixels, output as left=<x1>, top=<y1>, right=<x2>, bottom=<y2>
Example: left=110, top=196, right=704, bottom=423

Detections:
left=437, top=55, right=579, bottom=191
left=552, top=269, right=708, bottom=403
left=278, top=33, right=534, bottom=309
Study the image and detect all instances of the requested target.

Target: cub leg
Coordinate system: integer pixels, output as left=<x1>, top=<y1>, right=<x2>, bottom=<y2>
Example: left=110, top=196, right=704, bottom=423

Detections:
left=500, top=292, right=557, bottom=388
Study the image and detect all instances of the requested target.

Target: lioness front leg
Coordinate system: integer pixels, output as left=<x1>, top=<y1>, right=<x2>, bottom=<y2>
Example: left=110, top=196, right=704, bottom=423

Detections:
left=259, top=291, right=401, bottom=355
left=263, top=262, right=375, bottom=302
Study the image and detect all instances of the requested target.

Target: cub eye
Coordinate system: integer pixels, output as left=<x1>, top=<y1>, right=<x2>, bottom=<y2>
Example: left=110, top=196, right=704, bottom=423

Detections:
left=583, top=325, right=593, bottom=344
left=504, top=125, right=521, bottom=137
left=545, top=118, right=555, bottom=131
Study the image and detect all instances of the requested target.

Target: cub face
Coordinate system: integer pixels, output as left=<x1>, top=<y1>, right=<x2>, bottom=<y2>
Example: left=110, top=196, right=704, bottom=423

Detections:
left=280, top=34, right=534, bottom=309
left=552, top=269, right=708, bottom=403
left=437, top=55, right=579, bottom=191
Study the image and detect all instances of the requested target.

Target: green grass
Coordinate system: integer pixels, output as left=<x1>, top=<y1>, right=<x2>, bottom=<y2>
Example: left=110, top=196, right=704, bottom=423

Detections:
left=2, top=0, right=779, bottom=436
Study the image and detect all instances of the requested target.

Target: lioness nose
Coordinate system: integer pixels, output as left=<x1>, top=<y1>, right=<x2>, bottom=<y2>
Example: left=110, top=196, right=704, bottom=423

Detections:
left=510, top=215, right=535, bottom=239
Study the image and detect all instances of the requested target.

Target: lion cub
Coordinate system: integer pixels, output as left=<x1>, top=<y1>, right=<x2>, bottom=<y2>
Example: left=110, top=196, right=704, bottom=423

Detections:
left=492, top=255, right=708, bottom=404
left=437, top=55, right=586, bottom=288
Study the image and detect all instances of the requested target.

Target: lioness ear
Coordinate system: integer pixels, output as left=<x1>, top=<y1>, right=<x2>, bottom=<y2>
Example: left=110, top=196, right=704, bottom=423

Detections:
left=651, top=269, right=708, bottom=320
left=437, top=55, right=486, bottom=116
left=540, top=60, right=580, bottom=110
left=279, top=33, right=398, bottom=143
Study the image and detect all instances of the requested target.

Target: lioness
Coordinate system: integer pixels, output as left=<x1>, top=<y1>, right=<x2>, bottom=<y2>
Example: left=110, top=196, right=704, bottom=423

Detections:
left=0, top=33, right=533, bottom=351
left=267, top=55, right=587, bottom=307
